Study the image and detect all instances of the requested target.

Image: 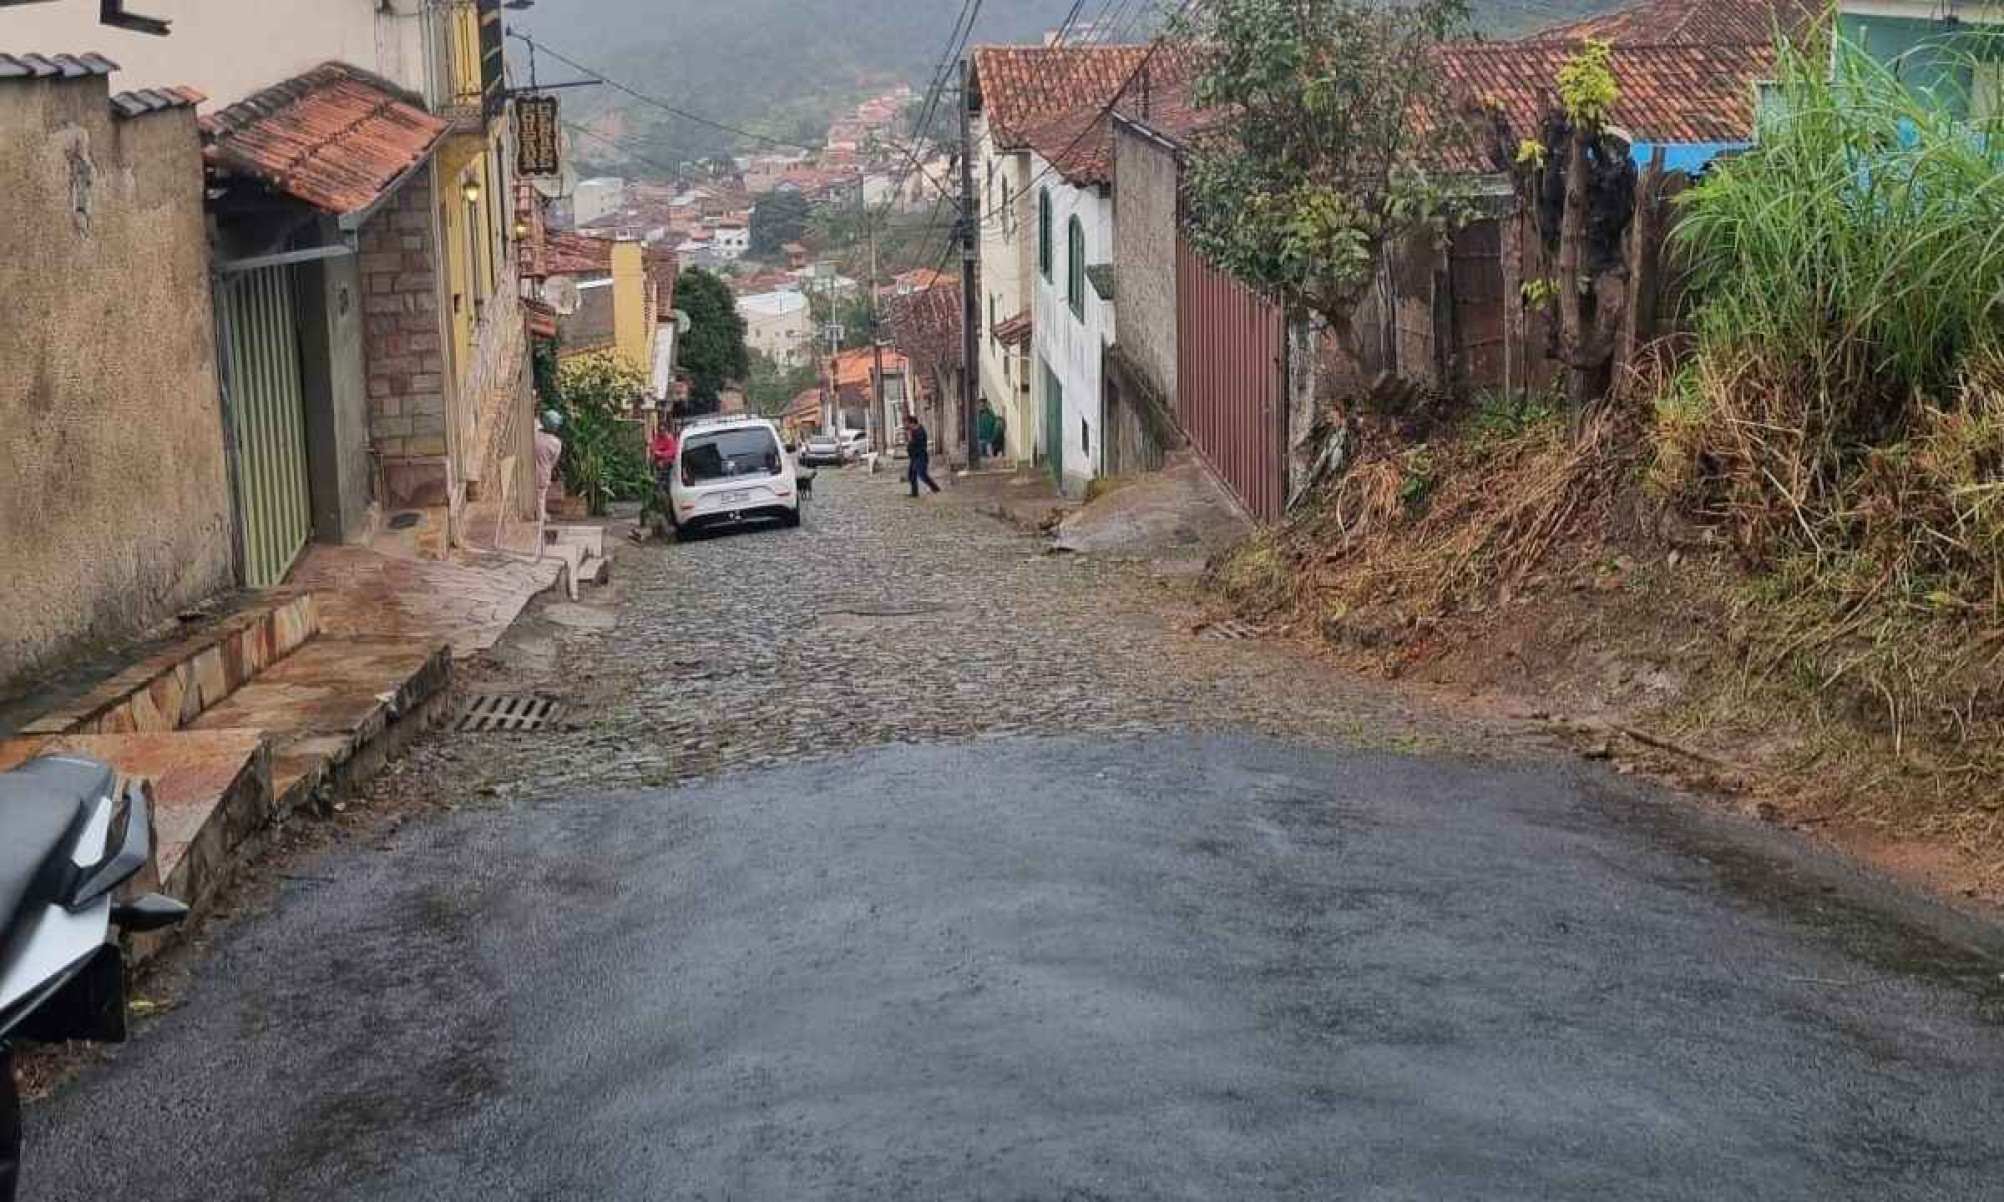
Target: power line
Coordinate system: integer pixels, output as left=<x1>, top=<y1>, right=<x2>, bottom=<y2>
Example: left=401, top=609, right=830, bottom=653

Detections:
left=512, top=32, right=821, bottom=154
left=964, top=10, right=1194, bottom=235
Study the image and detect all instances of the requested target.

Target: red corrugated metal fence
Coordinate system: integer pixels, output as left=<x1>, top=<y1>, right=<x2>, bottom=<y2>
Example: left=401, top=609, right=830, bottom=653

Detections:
left=1175, top=239, right=1287, bottom=522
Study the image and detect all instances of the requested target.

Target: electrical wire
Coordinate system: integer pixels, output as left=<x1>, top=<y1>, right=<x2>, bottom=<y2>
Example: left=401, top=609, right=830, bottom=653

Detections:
left=512, top=32, right=821, bottom=153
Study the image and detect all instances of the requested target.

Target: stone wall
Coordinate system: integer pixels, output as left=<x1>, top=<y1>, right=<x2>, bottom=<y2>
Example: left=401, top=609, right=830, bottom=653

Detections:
left=459, top=260, right=533, bottom=515
left=1112, top=123, right=1180, bottom=409
left=0, top=75, right=235, bottom=692
left=358, top=170, right=452, bottom=506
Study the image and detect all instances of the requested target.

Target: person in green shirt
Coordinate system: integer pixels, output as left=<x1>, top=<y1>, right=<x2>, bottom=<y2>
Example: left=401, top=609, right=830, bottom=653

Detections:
left=976, top=399, right=1005, bottom=461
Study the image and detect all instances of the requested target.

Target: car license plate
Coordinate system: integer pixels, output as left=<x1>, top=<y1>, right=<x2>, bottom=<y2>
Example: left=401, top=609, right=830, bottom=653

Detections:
left=718, top=490, right=751, bottom=506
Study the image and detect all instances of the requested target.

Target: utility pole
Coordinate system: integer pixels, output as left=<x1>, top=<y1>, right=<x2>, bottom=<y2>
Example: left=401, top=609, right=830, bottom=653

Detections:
left=957, top=57, right=983, bottom=469
left=822, top=316, right=845, bottom=434
left=868, top=221, right=885, bottom=455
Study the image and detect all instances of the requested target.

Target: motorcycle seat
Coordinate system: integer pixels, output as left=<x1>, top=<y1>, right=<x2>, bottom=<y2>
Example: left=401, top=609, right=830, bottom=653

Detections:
left=0, top=757, right=108, bottom=938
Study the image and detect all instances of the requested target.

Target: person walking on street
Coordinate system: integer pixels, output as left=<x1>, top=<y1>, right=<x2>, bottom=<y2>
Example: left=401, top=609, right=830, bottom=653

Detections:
left=904, top=413, right=941, bottom=497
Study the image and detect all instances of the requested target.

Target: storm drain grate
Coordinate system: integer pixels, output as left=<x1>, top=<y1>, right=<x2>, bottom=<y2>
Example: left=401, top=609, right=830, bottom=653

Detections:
left=457, top=694, right=564, bottom=733
left=1198, top=620, right=1265, bottom=642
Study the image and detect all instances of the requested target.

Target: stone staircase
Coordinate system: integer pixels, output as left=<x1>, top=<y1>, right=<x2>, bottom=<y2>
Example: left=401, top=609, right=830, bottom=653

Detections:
left=0, top=595, right=453, bottom=961
left=544, top=524, right=609, bottom=599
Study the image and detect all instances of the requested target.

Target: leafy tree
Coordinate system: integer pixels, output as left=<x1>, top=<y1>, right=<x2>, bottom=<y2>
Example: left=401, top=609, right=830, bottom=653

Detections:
left=677, top=267, right=750, bottom=411
left=806, top=285, right=881, bottom=347
left=808, top=198, right=875, bottom=252
left=745, top=351, right=821, bottom=418
left=1175, top=0, right=1475, bottom=355
left=751, top=189, right=813, bottom=257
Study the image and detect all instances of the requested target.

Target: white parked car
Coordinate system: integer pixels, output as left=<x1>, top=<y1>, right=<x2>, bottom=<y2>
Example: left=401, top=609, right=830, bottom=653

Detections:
left=836, top=428, right=871, bottom=461
left=667, top=416, right=801, bottom=539
left=798, top=431, right=845, bottom=466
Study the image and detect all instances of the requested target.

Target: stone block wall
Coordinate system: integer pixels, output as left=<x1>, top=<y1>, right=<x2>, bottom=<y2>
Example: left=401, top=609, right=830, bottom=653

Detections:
left=358, top=170, right=452, bottom=506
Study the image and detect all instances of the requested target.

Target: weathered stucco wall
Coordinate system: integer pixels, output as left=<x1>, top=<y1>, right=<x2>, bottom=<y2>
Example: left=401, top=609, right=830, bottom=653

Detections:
left=1112, top=124, right=1179, bottom=408
left=1029, top=159, right=1115, bottom=497
left=974, top=120, right=1037, bottom=464
left=0, top=76, right=234, bottom=690
left=0, top=0, right=419, bottom=106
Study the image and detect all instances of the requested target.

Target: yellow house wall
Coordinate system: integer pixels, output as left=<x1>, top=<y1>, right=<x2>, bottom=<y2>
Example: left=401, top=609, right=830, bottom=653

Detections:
left=612, top=242, right=655, bottom=369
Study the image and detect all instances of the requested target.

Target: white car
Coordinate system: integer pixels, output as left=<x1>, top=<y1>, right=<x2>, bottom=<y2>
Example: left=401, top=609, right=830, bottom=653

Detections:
left=836, top=428, right=871, bottom=461
left=667, top=416, right=802, bottom=539
left=798, top=431, right=846, bottom=466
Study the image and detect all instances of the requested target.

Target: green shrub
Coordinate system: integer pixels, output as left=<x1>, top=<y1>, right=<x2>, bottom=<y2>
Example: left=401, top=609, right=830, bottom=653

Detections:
left=551, top=352, right=655, bottom=516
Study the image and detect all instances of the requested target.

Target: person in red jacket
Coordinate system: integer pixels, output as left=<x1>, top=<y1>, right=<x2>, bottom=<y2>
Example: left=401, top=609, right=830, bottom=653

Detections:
left=649, top=421, right=679, bottom=469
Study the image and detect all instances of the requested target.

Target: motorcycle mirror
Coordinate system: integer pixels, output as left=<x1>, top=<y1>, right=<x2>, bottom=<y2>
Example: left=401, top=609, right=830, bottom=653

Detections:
left=62, top=783, right=152, bottom=912
left=111, top=893, right=188, bottom=934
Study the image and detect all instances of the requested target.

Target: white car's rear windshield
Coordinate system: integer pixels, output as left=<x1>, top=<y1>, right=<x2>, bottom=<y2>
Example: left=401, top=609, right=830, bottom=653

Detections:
left=683, top=428, right=782, bottom=482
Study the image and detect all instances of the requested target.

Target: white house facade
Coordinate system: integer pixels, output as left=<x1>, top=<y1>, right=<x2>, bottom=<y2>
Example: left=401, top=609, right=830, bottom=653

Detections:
left=1027, top=152, right=1114, bottom=498
left=713, top=225, right=750, bottom=261
left=738, top=289, right=813, bottom=368
left=967, top=45, right=1151, bottom=468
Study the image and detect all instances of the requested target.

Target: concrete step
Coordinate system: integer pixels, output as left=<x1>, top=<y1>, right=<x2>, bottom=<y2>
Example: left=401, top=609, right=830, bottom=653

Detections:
left=12, top=594, right=320, bottom=738
left=539, top=527, right=610, bottom=601
left=545, top=524, right=606, bottom=559
left=188, top=636, right=453, bottom=819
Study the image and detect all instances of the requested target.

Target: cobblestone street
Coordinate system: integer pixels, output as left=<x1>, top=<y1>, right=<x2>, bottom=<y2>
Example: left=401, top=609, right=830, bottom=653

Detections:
left=393, top=467, right=1499, bottom=803
left=35, top=469, right=2004, bottom=1201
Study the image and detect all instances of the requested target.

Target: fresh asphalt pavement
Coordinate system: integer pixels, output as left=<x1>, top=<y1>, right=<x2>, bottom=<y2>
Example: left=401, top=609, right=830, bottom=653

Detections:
left=23, top=731, right=2004, bottom=1199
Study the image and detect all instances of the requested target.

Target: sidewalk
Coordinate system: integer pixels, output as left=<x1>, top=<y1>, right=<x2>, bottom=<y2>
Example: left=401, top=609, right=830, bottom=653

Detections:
left=946, top=465, right=1079, bottom=533
left=0, top=530, right=570, bottom=961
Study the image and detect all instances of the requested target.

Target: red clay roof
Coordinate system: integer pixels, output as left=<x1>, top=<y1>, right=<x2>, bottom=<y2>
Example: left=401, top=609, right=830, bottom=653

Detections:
left=971, top=44, right=1184, bottom=150
left=1437, top=39, right=1774, bottom=154
left=538, top=231, right=614, bottom=276
left=991, top=310, right=1032, bottom=347
left=1019, top=100, right=1116, bottom=188
left=885, top=280, right=963, bottom=378
left=1126, top=36, right=1769, bottom=173
left=831, top=346, right=912, bottom=391
left=786, top=388, right=823, bottom=422
left=201, top=63, right=448, bottom=218
left=1527, top=0, right=1822, bottom=46
left=523, top=298, right=559, bottom=340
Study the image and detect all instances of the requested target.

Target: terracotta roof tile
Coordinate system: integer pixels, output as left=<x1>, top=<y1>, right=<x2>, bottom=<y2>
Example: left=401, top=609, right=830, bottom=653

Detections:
left=1126, top=36, right=1769, bottom=174
left=971, top=44, right=1186, bottom=150
left=201, top=62, right=448, bottom=218
left=786, top=388, right=823, bottom=422
left=523, top=298, right=559, bottom=340
left=1019, top=100, right=1115, bottom=188
left=991, top=310, right=1032, bottom=347
left=1436, top=39, right=1773, bottom=155
left=885, top=280, right=962, bottom=378
left=1526, top=0, right=1822, bottom=46
left=538, top=231, right=614, bottom=276
left=831, top=346, right=912, bottom=392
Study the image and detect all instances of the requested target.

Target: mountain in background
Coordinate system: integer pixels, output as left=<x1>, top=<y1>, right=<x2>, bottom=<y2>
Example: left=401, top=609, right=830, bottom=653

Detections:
left=508, top=0, right=1628, bottom=172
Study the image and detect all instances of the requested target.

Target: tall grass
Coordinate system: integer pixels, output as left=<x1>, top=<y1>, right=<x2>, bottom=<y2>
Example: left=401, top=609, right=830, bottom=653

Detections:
left=1658, top=31, right=2004, bottom=782
left=1660, top=32, right=2004, bottom=573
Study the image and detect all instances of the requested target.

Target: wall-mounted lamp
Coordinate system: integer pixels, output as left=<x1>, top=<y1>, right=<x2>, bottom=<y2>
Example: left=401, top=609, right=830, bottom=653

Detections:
left=462, top=179, right=483, bottom=204
left=512, top=219, right=532, bottom=240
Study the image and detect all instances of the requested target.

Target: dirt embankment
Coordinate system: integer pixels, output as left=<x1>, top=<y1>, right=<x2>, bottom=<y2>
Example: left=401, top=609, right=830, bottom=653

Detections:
left=1207, top=405, right=2004, bottom=908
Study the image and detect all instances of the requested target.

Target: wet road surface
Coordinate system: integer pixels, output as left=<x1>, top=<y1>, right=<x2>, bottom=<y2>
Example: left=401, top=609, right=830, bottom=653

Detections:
left=25, top=733, right=2004, bottom=1199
